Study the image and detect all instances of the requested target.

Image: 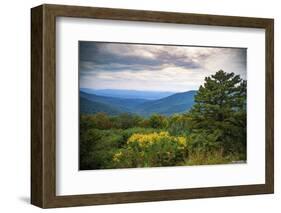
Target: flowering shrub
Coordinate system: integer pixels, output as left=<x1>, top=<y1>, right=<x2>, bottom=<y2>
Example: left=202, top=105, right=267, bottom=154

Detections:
left=112, top=131, right=188, bottom=168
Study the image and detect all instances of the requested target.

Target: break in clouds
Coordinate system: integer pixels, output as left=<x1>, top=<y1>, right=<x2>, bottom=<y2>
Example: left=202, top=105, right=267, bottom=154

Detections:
left=79, top=42, right=246, bottom=92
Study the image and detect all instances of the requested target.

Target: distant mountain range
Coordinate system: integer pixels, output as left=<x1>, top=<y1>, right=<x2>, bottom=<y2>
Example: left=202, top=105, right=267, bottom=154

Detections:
left=80, top=88, right=174, bottom=100
left=80, top=89, right=197, bottom=116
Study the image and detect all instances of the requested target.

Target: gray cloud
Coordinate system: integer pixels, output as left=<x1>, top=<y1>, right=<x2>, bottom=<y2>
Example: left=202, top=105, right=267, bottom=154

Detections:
left=79, top=41, right=247, bottom=92
left=79, top=42, right=202, bottom=75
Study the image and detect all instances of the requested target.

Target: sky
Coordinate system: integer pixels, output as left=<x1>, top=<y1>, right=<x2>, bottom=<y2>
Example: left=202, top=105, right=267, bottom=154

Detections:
left=79, top=42, right=246, bottom=92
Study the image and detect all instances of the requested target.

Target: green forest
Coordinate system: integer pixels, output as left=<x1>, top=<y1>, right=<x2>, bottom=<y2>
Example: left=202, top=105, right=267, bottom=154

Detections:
left=80, top=70, right=247, bottom=170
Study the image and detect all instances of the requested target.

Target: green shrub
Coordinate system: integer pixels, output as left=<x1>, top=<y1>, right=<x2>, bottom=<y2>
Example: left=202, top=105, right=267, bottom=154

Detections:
left=148, top=114, right=168, bottom=129
left=112, top=131, right=188, bottom=168
left=167, top=114, right=191, bottom=136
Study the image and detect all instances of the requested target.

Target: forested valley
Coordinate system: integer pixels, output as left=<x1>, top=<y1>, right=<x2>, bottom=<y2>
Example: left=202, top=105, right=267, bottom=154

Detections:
left=80, top=70, right=247, bottom=170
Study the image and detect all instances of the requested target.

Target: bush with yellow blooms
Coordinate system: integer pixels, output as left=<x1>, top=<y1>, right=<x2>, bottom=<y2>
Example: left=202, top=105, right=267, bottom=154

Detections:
left=112, top=131, right=188, bottom=168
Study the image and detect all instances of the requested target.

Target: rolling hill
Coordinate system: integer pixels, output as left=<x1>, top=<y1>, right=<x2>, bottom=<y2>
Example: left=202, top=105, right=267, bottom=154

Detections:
left=79, top=90, right=197, bottom=116
left=80, top=97, right=121, bottom=115
left=135, top=90, right=197, bottom=116
left=80, top=91, right=147, bottom=114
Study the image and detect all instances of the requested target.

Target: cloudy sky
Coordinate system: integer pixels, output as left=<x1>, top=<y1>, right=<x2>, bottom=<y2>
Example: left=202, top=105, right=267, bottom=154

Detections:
left=79, top=42, right=246, bottom=92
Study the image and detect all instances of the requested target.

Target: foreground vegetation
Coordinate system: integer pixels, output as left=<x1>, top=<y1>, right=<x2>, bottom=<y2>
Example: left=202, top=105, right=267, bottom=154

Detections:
left=80, top=70, right=247, bottom=170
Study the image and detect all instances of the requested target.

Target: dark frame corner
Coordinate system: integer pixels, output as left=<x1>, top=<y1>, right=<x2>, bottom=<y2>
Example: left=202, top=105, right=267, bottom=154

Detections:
left=31, top=4, right=274, bottom=208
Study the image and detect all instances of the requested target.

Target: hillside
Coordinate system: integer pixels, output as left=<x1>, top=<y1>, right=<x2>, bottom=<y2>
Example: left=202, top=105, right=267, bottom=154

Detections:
left=80, top=91, right=147, bottom=112
left=80, top=90, right=197, bottom=116
left=80, top=97, right=121, bottom=115
left=135, top=90, right=197, bottom=116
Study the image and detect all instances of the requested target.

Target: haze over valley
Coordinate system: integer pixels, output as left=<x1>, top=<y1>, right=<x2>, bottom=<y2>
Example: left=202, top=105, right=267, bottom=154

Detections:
left=80, top=89, right=196, bottom=116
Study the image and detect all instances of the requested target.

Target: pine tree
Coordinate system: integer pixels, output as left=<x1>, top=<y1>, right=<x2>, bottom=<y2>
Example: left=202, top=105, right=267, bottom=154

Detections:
left=189, top=70, right=246, bottom=157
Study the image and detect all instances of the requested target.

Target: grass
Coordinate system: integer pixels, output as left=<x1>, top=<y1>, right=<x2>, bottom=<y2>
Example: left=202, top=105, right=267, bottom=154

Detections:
left=182, top=150, right=245, bottom=166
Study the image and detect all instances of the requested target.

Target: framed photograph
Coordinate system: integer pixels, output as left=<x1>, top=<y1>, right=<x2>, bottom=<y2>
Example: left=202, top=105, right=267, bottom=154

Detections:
left=31, top=4, right=274, bottom=208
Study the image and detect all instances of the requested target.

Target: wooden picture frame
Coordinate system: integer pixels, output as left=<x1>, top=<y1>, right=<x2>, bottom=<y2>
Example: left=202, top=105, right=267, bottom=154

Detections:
left=31, top=4, right=274, bottom=208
